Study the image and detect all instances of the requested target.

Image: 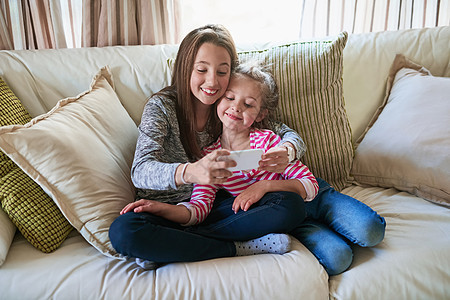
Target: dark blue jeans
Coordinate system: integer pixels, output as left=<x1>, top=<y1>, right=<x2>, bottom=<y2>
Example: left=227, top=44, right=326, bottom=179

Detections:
left=109, top=191, right=305, bottom=263
left=290, top=178, right=386, bottom=275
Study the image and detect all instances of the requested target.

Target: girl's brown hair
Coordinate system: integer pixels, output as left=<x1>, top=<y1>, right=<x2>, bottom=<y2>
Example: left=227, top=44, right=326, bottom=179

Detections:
left=157, top=24, right=238, bottom=160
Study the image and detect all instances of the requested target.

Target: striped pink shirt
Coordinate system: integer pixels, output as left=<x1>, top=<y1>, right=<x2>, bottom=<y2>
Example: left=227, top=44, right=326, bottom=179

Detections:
left=179, top=129, right=318, bottom=226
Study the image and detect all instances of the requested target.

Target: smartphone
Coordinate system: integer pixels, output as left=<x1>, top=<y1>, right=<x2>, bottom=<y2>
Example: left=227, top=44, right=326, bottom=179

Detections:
left=218, top=149, right=264, bottom=171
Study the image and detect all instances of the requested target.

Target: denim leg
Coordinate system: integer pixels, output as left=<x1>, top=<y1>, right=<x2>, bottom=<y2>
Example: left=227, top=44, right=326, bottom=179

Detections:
left=308, top=178, right=386, bottom=247
left=189, top=191, right=306, bottom=241
left=109, top=211, right=236, bottom=263
left=290, top=220, right=353, bottom=276
left=290, top=178, right=386, bottom=275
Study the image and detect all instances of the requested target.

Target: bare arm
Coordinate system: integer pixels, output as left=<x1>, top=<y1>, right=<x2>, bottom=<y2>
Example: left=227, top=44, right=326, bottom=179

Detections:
left=120, top=199, right=190, bottom=224
left=261, top=179, right=306, bottom=198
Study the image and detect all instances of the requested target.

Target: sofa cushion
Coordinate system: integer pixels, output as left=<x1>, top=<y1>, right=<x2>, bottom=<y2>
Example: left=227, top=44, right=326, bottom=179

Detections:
left=351, top=54, right=450, bottom=206
left=0, top=68, right=138, bottom=258
left=329, top=185, right=450, bottom=299
left=0, top=77, right=72, bottom=257
left=238, top=32, right=352, bottom=190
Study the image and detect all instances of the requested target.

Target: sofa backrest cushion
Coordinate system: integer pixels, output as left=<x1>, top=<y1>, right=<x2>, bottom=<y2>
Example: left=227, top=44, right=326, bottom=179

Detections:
left=0, top=44, right=178, bottom=125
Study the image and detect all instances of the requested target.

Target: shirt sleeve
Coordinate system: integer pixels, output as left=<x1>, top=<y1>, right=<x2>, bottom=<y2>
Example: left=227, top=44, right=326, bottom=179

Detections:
left=268, top=120, right=307, bottom=160
left=263, top=129, right=282, bottom=149
left=131, top=96, right=180, bottom=190
left=178, top=184, right=218, bottom=226
left=282, top=161, right=319, bottom=201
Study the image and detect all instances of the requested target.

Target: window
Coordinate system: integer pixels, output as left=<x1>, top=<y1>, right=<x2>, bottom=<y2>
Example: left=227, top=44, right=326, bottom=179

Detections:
left=176, top=0, right=450, bottom=44
left=176, top=0, right=302, bottom=44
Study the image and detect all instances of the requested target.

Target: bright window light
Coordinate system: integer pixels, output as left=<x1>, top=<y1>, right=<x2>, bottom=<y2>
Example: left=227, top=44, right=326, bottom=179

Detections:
left=176, top=0, right=302, bottom=45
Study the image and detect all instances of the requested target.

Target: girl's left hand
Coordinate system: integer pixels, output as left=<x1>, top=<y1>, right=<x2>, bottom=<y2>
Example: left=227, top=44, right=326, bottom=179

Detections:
left=232, top=181, right=267, bottom=213
left=258, top=146, right=289, bottom=173
left=120, top=199, right=166, bottom=215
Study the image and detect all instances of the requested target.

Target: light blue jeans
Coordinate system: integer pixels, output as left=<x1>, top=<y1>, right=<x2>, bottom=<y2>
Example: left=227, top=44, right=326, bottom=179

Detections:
left=290, top=178, right=386, bottom=275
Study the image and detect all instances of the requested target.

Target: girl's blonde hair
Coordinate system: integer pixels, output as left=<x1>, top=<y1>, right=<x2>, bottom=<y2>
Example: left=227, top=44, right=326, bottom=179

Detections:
left=233, top=61, right=279, bottom=129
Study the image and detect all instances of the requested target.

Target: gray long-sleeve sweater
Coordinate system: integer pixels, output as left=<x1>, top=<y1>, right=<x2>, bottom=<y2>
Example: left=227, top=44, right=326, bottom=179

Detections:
left=132, top=94, right=306, bottom=203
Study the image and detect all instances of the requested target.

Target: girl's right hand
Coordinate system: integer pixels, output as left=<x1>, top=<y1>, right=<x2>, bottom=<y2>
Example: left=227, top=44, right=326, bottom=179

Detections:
left=121, top=199, right=191, bottom=224
left=186, top=149, right=236, bottom=185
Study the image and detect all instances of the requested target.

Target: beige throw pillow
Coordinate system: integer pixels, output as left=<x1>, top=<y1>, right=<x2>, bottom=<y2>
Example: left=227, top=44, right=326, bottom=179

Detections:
left=0, top=67, right=138, bottom=258
left=352, top=54, right=450, bottom=206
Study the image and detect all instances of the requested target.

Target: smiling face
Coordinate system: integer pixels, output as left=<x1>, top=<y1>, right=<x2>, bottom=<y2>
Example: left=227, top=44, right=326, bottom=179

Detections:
left=217, top=74, right=267, bottom=133
left=190, top=42, right=232, bottom=107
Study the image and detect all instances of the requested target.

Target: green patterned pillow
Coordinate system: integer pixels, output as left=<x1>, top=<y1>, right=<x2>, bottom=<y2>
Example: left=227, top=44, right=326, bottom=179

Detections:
left=238, top=32, right=352, bottom=190
left=0, top=77, right=72, bottom=253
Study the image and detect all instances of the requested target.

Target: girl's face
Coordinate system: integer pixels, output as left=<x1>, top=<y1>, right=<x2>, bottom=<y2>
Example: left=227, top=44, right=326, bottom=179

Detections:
left=217, top=74, right=267, bottom=132
left=190, top=43, right=231, bottom=106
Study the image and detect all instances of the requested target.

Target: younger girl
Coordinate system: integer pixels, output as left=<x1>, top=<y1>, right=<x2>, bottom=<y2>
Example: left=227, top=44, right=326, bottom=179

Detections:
left=187, top=62, right=386, bottom=276
left=179, top=62, right=319, bottom=227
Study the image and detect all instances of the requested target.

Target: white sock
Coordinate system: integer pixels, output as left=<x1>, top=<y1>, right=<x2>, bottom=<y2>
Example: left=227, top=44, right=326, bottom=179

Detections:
left=234, top=233, right=292, bottom=256
left=135, top=258, right=159, bottom=270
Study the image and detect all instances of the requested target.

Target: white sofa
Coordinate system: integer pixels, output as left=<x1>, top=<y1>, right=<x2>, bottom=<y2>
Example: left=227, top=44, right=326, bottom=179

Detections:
left=0, top=26, right=449, bottom=299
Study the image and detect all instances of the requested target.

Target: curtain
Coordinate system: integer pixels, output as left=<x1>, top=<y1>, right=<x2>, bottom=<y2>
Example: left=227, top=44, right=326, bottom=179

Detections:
left=0, top=0, right=69, bottom=50
left=2, top=0, right=447, bottom=50
left=81, top=0, right=179, bottom=47
left=1, top=0, right=178, bottom=50
left=299, top=0, right=450, bottom=38
left=0, top=1, right=13, bottom=50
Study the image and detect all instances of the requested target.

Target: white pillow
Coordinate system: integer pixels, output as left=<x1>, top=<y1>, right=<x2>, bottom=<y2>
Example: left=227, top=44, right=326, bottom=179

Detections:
left=351, top=54, right=450, bottom=206
left=0, top=67, right=138, bottom=258
left=0, top=209, right=15, bottom=265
